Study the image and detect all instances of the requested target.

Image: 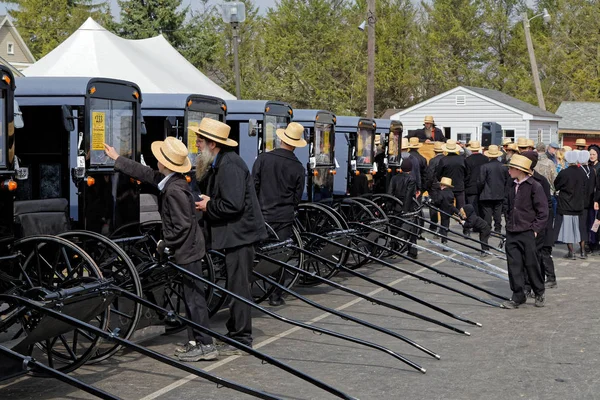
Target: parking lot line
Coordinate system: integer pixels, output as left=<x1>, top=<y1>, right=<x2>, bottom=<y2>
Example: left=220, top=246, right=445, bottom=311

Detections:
left=139, top=262, right=437, bottom=400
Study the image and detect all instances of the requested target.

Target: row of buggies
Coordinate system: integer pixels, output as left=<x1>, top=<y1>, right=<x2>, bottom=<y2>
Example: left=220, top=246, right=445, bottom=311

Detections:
left=0, top=66, right=509, bottom=399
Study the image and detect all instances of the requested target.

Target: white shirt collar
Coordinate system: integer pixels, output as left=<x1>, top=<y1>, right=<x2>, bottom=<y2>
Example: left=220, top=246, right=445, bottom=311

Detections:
left=158, top=172, right=176, bottom=191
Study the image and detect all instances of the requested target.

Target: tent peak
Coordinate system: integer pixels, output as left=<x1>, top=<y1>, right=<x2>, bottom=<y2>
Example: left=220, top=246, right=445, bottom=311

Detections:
left=80, top=17, right=107, bottom=32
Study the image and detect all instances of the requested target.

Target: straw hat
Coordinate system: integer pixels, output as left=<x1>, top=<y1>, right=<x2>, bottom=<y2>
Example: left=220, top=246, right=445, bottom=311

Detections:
left=408, top=137, right=422, bottom=149
left=506, top=143, right=520, bottom=152
left=151, top=136, right=192, bottom=173
left=442, top=139, right=460, bottom=154
left=401, top=137, right=409, bottom=150
left=502, top=138, right=513, bottom=146
left=440, top=177, right=454, bottom=188
left=433, top=142, right=444, bottom=153
left=505, top=154, right=532, bottom=174
left=189, top=118, right=238, bottom=147
left=484, top=145, right=502, bottom=158
left=468, top=140, right=482, bottom=151
left=576, top=138, right=587, bottom=147
left=424, top=116, right=435, bottom=124
left=276, top=122, right=307, bottom=148
left=562, top=145, right=572, bottom=152
left=375, top=134, right=381, bottom=146
left=526, top=139, right=535, bottom=148
left=516, top=137, right=529, bottom=148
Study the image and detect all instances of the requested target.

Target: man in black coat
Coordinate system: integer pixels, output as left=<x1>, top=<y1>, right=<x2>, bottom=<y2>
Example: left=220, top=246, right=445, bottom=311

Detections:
left=478, top=145, right=506, bottom=233
left=459, top=204, right=491, bottom=254
left=503, top=154, right=548, bottom=309
left=104, top=137, right=217, bottom=362
left=400, top=137, right=421, bottom=192
left=408, top=115, right=447, bottom=143
left=464, top=140, right=488, bottom=218
left=436, top=140, right=467, bottom=210
left=433, top=177, right=461, bottom=247
left=252, top=122, right=306, bottom=306
left=193, top=118, right=268, bottom=354
left=388, top=158, right=418, bottom=258
left=407, top=137, right=428, bottom=196
left=425, top=142, right=444, bottom=230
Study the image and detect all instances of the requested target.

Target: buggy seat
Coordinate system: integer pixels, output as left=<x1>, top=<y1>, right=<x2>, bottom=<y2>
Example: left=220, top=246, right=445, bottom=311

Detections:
left=13, top=198, right=70, bottom=238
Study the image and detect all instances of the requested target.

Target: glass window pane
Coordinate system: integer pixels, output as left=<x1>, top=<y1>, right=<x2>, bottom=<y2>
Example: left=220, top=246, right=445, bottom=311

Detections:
left=388, top=132, right=400, bottom=164
left=263, top=115, right=287, bottom=152
left=314, top=122, right=333, bottom=164
left=357, top=128, right=373, bottom=165
left=186, top=111, right=219, bottom=166
left=0, top=92, right=5, bottom=167
left=89, top=98, right=134, bottom=166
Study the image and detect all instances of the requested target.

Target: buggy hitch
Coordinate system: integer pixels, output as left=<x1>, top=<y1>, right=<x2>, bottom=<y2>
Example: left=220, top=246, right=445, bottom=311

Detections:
left=0, top=345, right=120, bottom=400
left=42, top=279, right=114, bottom=301
left=390, top=215, right=507, bottom=260
left=199, top=254, right=428, bottom=373
left=251, top=251, right=441, bottom=361
left=301, top=231, right=507, bottom=306
left=111, top=286, right=357, bottom=400
left=0, top=295, right=281, bottom=400
left=351, top=222, right=509, bottom=279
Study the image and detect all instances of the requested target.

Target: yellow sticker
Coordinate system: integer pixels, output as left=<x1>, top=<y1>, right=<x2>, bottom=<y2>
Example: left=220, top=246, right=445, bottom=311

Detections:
left=188, top=121, right=199, bottom=154
left=357, top=133, right=364, bottom=155
left=323, top=130, right=330, bottom=153
left=92, top=111, right=106, bottom=151
left=266, top=123, right=274, bottom=151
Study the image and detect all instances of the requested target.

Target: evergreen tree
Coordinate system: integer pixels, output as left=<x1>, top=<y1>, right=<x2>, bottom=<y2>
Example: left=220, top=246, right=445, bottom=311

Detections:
left=114, top=0, right=189, bottom=49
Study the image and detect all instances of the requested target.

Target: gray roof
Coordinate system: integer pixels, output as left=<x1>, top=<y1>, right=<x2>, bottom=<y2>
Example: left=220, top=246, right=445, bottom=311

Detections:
left=463, top=86, right=560, bottom=119
left=555, top=102, right=600, bottom=131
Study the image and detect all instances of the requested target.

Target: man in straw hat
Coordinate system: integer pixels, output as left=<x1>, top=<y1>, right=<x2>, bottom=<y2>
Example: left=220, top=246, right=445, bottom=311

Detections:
left=575, top=138, right=587, bottom=150
left=192, top=118, right=268, bottom=354
left=516, top=137, right=529, bottom=152
left=407, top=137, right=427, bottom=194
left=436, top=139, right=467, bottom=210
left=477, top=145, right=506, bottom=233
left=503, top=154, right=548, bottom=308
left=408, top=115, right=446, bottom=143
left=431, top=177, right=461, bottom=248
left=400, top=137, right=421, bottom=193
left=424, top=142, right=445, bottom=230
left=505, top=143, right=519, bottom=161
left=103, top=138, right=217, bottom=361
left=464, top=140, right=488, bottom=219
left=252, top=122, right=306, bottom=306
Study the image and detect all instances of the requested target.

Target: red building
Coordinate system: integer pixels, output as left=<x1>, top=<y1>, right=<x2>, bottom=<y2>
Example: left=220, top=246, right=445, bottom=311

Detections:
left=556, top=102, right=600, bottom=148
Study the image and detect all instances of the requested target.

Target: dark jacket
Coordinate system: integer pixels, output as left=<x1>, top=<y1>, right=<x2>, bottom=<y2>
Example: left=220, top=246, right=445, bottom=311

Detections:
left=425, top=153, right=444, bottom=194
left=350, top=173, right=369, bottom=197
left=461, top=204, right=490, bottom=233
left=388, top=172, right=416, bottom=212
left=532, top=170, right=554, bottom=247
left=464, top=153, right=488, bottom=195
left=115, top=156, right=204, bottom=264
left=477, top=159, right=507, bottom=201
left=504, top=176, right=549, bottom=234
left=554, top=165, right=585, bottom=215
left=579, top=164, right=596, bottom=209
left=373, top=151, right=387, bottom=194
left=201, top=149, right=268, bottom=250
left=401, top=153, right=421, bottom=190
left=408, top=127, right=447, bottom=142
left=434, top=188, right=460, bottom=216
left=408, top=149, right=428, bottom=189
left=252, top=148, right=305, bottom=224
left=436, top=153, right=466, bottom=192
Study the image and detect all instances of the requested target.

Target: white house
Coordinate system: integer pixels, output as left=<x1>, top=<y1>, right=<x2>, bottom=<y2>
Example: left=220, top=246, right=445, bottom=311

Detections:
left=390, top=86, right=561, bottom=144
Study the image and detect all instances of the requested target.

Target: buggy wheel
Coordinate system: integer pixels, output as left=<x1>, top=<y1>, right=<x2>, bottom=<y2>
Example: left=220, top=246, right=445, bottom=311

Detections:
left=349, top=197, right=392, bottom=259
left=58, top=231, right=142, bottom=363
left=0, top=235, right=108, bottom=374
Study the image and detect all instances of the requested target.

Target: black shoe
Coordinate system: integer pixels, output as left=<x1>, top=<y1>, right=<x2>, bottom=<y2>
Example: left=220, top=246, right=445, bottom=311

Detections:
left=269, top=295, right=286, bottom=307
left=524, top=290, right=535, bottom=299
left=408, top=253, right=418, bottom=260
left=564, top=252, right=576, bottom=260
left=177, top=343, right=219, bottom=361
left=480, top=252, right=488, bottom=258
left=216, top=343, right=247, bottom=356
left=580, top=251, right=588, bottom=259
left=534, top=294, right=546, bottom=307
left=545, top=280, right=557, bottom=289
left=174, top=341, right=195, bottom=355
left=502, top=299, right=525, bottom=309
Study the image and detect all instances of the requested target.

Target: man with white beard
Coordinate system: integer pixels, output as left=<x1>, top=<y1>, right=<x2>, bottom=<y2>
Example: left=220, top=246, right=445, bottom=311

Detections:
left=191, top=118, right=267, bottom=354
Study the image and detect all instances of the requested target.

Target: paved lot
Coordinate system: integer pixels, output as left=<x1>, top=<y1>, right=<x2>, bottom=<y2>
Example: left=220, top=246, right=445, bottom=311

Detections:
left=2, top=231, right=599, bottom=400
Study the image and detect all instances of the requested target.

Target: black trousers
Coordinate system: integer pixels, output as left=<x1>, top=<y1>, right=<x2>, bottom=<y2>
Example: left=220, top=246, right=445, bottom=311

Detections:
left=478, top=227, right=491, bottom=251
left=225, top=244, right=254, bottom=346
left=536, top=230, right=556, bottom=282
left=452, top=191, right=465, bottom=210
left=428, top=190, right=439, bottom=228
left=440, top=214, right=450, bottom=243
left=181, top=259, right=213, bottom=345
left=268, top=221, right=293, bottom=299
left=506, top=230, right=545, bottom=303
left=480, top=200, right=503, bottom=232
left=466, top=194, right=480, bottom=216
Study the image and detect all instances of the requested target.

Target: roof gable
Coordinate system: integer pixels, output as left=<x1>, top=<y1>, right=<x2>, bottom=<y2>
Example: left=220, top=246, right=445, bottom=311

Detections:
left=0, top=15, right=36, bottom=64
left=556, top=101, right=600, bottom=132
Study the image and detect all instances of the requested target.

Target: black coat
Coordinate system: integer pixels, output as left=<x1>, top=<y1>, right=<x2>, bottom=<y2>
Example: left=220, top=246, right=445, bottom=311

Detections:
left=115, top=157, right=205, bottom=264
left=434, top=188, right=460, bottom=216
left=461, top=204, right=490, bottom=233
left=464, top=153, right=488, bottom=195
left=252, top=148, right=305, bottom=224
left=504, top=177, right=549, bottom=234
left=436, top=153, right=466, bottom=192
left=477, top=159, right=507, bottom=201
left=201, top=149, right=268, bottom=250
left=408, top=127, right=447, bottom=142
left=425, top=153, right=444, bottom=194
left=400, top=154, right=421, bottom=190
left=388, top=172, right=416, bottom=212
left=532, top=170, right=554, bottom=247
left=579, top=164, right=596, bottom=209
left=554, top=165, right=585, bottom=215
left=408, top=149, right=428, bottom=188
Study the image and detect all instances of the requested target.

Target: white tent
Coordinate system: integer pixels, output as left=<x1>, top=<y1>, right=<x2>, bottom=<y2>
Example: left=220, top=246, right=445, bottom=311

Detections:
left=24, top=18, right=236, bottom=99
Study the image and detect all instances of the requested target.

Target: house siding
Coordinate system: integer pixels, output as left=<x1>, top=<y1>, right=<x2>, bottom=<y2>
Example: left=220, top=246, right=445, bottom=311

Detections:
left=0, top=27, right=31, bottom=65
left=529, top=120, right=560, bottom=146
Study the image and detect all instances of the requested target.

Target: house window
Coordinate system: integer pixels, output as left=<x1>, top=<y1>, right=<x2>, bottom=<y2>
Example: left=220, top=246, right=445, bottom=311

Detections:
left=7, top=43, right=14, bottom=55
left=503, top=129, right=515, bottom=139
left=457, top=133, right=471, bottom=143
left=455, top=95, right=466, bottom=105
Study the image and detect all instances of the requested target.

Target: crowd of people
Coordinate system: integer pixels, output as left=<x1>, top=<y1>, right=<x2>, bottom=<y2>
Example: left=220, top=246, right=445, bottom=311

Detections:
left=396, top=116, right=600, bottom=309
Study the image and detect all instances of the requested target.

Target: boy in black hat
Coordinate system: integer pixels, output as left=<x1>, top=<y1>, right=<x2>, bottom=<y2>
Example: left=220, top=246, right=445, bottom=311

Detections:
left=389, top=157, right=418, bottom=258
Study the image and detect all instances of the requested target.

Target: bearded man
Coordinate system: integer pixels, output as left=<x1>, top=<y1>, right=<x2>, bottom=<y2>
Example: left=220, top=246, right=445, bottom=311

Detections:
left=192, top=118, right=267, bottom=354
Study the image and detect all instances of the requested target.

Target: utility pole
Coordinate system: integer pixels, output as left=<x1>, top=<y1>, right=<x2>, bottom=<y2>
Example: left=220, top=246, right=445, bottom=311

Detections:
left=366, top=0, right=376, bottom=118
left=232, top=23, right=241, bottom=100
left=522, top=13, right=546, bottom=111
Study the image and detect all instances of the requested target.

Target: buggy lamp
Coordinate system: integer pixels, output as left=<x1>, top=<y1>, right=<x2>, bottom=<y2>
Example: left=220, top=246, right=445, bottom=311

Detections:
left=1, top=179, right=17, bottom=191
left=396, top=168, right=401, bottom=172
left=187, top=100, right=193, bottom=107
left=186, top=175, right=191, bottom=183
left=221, top=104, right=227, bottom=111
left=329, top=169, right=336, bottom=175
left=132, top=91, right=140, bottom=99
left=86, top=176, right=95, bottom=187
left=370, top=170, right=375, bottom=175
left=387, top=168, right=392, bottom=173
left=89, top=86, right=96, bottom=95
left=2, top=74, right=10, bottom=85
left=313, top=170, right=318, bottom=177
left=221, top=2, right=246, bottom=24
left=355, top=171, right=360, bottom=176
